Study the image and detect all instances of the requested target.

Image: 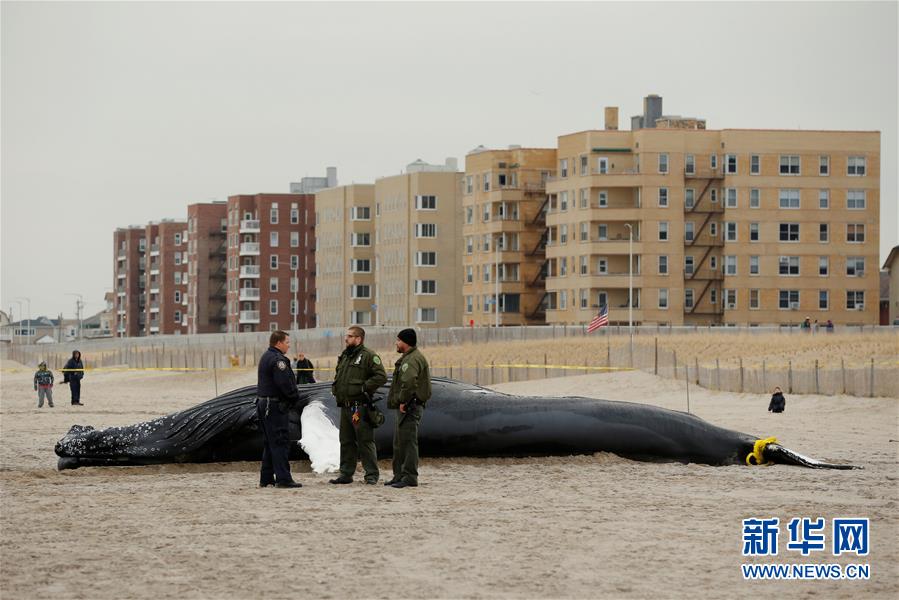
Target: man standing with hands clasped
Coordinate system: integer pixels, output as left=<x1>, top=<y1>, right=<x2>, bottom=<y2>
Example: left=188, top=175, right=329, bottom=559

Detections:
left=330, top=326, right=387, bottom=485
left=386, top=328, right=431, bottom=489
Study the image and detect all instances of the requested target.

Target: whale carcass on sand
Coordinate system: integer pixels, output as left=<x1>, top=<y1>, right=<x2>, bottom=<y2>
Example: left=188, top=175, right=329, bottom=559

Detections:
left=55, top=377, right=859, bottom=471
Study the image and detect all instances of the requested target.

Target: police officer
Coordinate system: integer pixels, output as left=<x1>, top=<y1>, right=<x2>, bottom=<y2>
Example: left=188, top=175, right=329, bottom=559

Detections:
left=256, top=330, right=302, bottom=488
left=385, top=328, right=431, bottom=489
left=330, top=326, right=387, bottom=485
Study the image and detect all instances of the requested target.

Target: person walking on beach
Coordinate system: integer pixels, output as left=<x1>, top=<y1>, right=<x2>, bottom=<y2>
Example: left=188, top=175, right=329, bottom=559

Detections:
left=34, top=361, right=54, bottom=408
left=293, top=352, right=316, bottom=384
left=330, top=326, right=387, bottom=485
left=62, top=350, right=85, bottom=406
left=768, top=386, right=786, bottom=413
left=256, top=330, right=302, bottom=489
left=385, top=328, right=431, bottom=489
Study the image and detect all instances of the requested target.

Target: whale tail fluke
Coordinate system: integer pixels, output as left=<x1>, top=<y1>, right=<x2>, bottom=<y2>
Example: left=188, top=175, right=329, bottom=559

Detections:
left=764, top=443, right=861, bottom=470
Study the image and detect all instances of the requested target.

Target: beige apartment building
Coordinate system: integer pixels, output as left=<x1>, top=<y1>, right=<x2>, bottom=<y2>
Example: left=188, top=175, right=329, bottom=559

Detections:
left=315, top=184, right=376, bottom=328
left=545, top=98, right=880, bottom=326
left=462, top=147, right=557, bottom=326
left=374, top=160, right=463, bottom=328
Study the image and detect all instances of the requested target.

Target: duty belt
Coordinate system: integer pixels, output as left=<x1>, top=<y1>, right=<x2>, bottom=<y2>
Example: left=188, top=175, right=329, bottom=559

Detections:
left=258, top=396, right=279, bottom=417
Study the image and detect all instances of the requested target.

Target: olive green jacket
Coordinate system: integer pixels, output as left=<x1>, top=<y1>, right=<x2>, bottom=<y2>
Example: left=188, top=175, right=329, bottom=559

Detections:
left=332, top=344, right=387, bottom=408
left=387, top=347, right=431, bottom=409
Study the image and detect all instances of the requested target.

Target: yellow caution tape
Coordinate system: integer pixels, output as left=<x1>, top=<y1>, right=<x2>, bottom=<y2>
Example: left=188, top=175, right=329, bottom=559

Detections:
left=746, top=437, right=778, bottom=466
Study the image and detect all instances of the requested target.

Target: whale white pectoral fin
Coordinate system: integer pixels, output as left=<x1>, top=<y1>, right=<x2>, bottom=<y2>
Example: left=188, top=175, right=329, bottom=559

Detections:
left=299, top=400, right=341, bottom=474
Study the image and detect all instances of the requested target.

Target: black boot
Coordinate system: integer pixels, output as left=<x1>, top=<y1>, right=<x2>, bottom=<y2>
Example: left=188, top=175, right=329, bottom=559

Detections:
left=329, top=476, right=353, bottom=484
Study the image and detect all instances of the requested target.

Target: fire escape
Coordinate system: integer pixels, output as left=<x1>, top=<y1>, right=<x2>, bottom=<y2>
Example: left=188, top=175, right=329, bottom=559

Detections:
left=528, top=191, right=550, bottom=321
left=684, top=170, right=724, bottom=320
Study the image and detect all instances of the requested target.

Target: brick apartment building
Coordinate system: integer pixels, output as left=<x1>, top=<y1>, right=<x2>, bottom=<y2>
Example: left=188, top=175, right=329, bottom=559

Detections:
left=144, top=220, right=189, bottom=335
left=113, top=226, right=145, bottom=337
left=186, top=202, right=228, bottom=334
left=225, top=194, right=317, bottom=333
left=543, top=95, right=880, bottom=326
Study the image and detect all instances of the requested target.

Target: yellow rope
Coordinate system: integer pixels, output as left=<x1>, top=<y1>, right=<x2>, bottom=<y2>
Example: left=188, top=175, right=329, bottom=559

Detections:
left=746, top=437, right=778, bottom=466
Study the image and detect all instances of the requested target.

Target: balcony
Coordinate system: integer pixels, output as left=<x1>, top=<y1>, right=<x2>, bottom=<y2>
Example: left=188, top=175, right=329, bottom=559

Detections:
left=116, top=268, right=126, bottom=279
left=239, top=265, right=261, bottom=278
left=117, top=250, right=126, bottom=259
left=239, top=310, right=260, bottom=324
left=149, top=244, right=160, bottom=256
left=149, top=325, right=160, bottom=333
left=149, top=287, right=160, bottom=295
left=149, top=302, right=160, bottom=313
left=240, top=220, right=261, bottom=234
left=239, top=242, right=260, bottom=256
left=239, top=288, right=261, bottom=301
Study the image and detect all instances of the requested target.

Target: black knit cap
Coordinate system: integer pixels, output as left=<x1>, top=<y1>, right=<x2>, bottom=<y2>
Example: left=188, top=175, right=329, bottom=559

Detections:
left=397, top=328, right=417, bottom=347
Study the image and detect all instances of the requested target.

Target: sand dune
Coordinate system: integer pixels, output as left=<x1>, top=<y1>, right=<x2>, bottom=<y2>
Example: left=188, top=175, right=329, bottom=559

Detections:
left=1, top=359, right=896, bottom=599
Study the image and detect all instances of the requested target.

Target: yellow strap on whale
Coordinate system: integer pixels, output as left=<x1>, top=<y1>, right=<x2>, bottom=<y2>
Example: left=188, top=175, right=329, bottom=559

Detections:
left=746, top=437, right=778, bottom=466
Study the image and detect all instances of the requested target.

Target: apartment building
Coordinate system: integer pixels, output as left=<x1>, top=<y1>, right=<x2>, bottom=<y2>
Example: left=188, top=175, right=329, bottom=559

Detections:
left=290, top=167, right=338, bottom=194
left=186, top=202, right=228, bottom=334
left=462, top=147, right=557, bottom=326
left=225, top=194, right=317, bottom=333
left=375, top=159, right=463, bottom=328
left=144, top=220, right=189, bottom=335
left=315, top=184, right=375, bottom=328
left=544, top=96, right=880, bottom=326
left=113, top=226, right=146, bottom=337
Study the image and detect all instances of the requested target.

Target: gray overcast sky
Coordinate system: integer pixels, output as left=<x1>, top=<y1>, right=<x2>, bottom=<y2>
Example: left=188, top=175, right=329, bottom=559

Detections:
left=2, top=1, right=897, bottom=320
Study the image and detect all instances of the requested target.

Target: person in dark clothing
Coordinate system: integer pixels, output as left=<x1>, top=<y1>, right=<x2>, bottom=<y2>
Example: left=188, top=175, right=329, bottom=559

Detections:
left=256, top=330, right=302, bottom=489
left=768, top=386, right=786, bottom=413
left=62, top=350, right=85, bottom=406
left=293, top=352, right=316, bottom=384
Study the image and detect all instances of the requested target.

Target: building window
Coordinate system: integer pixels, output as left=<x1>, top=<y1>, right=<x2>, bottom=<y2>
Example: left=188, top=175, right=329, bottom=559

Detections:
left=750, top=289, right=760, bottom=309
left=580, top=222, right=588, bottom=242
left=750, top=188, right=760, bottom=209
left=818, top=189, right=830, bottom=210
left=559, top=257, right=568, bottom=276
left=779, top=289, right=800, bottom=310
left=415, top=280, right=436, bottom=295
left=270, top=207, right=279, bottom=224
left=270, top=255, right=278, bottom=269
left=725, top=255, right=737, bottom=275
left=710, top=154, right=718, bottom=170
left=598, top=224, right=608, bottom=240
left=269, top=299, right=278, bottom=315
left=580, top=189, right=588, bottom=209
left=749, top=222, right=759, bottom=242
left=847, top=190, right=866, bottom=209
left=580, top=155, right=588, bottom=175
left=560, top=191, right=568, bottom=212
left=725, top=289, right=737, bottom=309
left=684, top=255, right=694, bottom=275
left=846, top=256, right=865, bottom=277
left=290, top=255, right=299, bottom=270
left=846, top=223, right=865, bottom=243
left=465, top=266, right=473, bottom=283
left=598, top=191, right=608, bottom=207
left=270, top=277, right=279, bottom=292
left=350, top=311, right=371, bottom=325
left=270, top=232, right=279, bottom=247
left=658, top=222, right=668, bottom=241
left=350, top=232, right=370, bottom=247
left=580, top=256, right=588, bottom=275
left=415, top=251, right=437, bottom=267
left=819, top=290, right=829, bottom=310
left=465, top=206, right=473, bottom=224
left=750, top=154, right=760, bottom=175
left=658, top=188, right=668, bottom=207
left=560, top=224, right=568, bottom=244
left=290, top=207, right=299, bottom=224
left=416, top=308, right=437, bottom=323
left=685, top=222, right=695, bottom=242
left=415, top=223, right=437, bottom=238
left=779, top=223, right=800, bottom=242
left=750, top=255, right=759, bottom=275
left=685, top=154, right=695, bottom=175
left=847, top=156, right=866, bottom=176
left=351, top=259, right=371, bottom=272
left=846, top=290, right=865, bottom=310
left=465, top=237, right=473, bottom=254
left=351, top=206, right=371, bottom=221
left=658, top=288, right=669, bottom=309
left=779, top=155, right=801, bottom=175
left=710, top=222, right=717, bottom=237
left=819, top=256, right=829, bottom=276
left=658, top=255, right=668, bottom=275
left=560, top=159, right=568, bottom=178
left=352, top=284, right=371, bottom=299
left=174, top=290, right=182, bottom=303
left=174, top=310, right=182, bottom=323
left=415, top=195, right=437, bottom=210
left=685, top=288, right=694, bottom=309
left=465, top=176, right=473, bottom=195
left=658, top=153, right=669, bottom=174
left=778, top=256, right=800, bottom=276
left=596, top=157, right=608, bottom=174
left=597, top=258, right=608, bottom=274
left=465, top=296, right=473, bottom=313
left=779, top=189, right=800, bottom=209
left=710, top=288, right=717, bottom=305
left=819, top=155, right=830, bottom=176
left=685, top=188, right=695, bottom=209
left=819, top=223, right=829, bottom=243
left=725, top=222, right=737, bottom=242
left=726, top=188, right=737, bottom=208
left=725, top=154, right=737, bottom=174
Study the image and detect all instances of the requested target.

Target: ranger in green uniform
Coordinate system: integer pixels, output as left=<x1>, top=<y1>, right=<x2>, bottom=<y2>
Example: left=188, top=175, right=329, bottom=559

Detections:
left=330, top=326, right=387, bottom=485
left=385, top=328, right=431, bottom=489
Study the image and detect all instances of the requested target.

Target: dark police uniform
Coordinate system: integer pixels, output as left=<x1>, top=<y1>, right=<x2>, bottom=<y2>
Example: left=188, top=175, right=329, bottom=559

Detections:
left=331, top=343, right=387, bottom=483
left=256, top=346, right=300, bottom=486
left=387, top=347, right=431, bottom=486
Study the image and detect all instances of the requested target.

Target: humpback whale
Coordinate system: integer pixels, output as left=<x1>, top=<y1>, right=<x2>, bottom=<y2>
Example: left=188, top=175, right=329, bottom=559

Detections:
left=55, top=377, right=858, bottom=471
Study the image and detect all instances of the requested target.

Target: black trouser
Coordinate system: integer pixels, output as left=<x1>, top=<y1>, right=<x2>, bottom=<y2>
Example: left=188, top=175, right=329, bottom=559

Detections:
left=256, top=397, right=292, bottom=485
left=70, top=379, right=81, bottom=404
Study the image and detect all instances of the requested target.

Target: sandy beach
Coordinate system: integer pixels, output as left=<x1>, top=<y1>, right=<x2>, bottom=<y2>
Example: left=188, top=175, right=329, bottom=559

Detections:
left=1, top=359, right=896, bottom=599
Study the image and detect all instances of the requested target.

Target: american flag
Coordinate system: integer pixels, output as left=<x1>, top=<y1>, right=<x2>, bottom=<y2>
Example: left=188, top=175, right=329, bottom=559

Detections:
left=586, top=305, right=609, bottom=333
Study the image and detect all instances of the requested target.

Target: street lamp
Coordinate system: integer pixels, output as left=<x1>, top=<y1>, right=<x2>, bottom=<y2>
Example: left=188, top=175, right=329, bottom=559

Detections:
left=66, top=293, right=84, bottom=340
left=15, top=296, right=31, bottom=343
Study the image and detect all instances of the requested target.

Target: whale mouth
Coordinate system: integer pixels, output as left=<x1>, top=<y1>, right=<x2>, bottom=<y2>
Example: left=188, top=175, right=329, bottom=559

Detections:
left=299, top=400, right=340, bottom=474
